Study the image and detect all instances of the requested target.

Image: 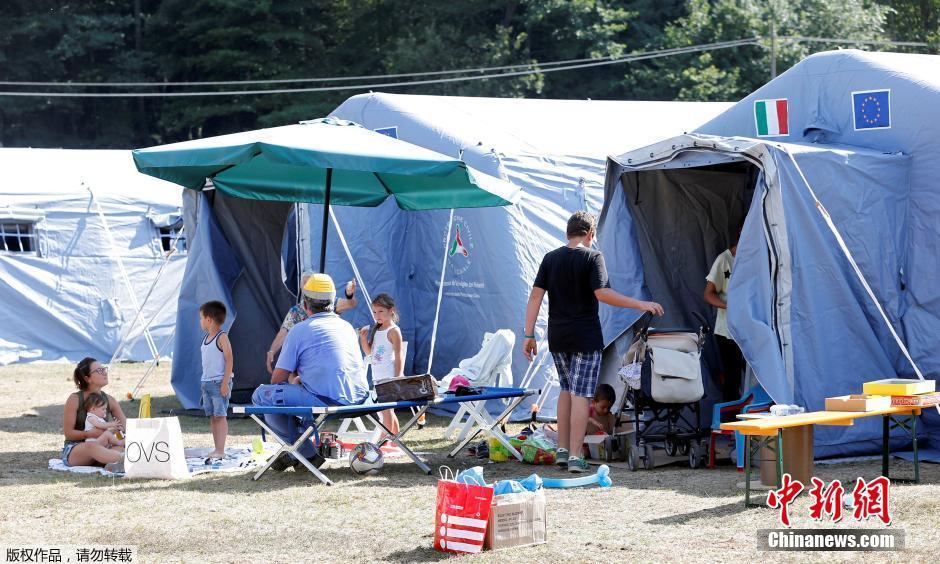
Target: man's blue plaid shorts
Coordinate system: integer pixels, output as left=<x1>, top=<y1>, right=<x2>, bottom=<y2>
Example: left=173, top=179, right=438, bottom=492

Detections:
left=551, top=350, right=602, bottom=398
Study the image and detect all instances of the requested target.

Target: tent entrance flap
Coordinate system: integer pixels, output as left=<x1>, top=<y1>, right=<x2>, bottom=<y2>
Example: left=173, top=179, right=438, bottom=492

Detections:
left=611, top=160, right=760, bottom=428
left=212, top=194, right=296, bottom=404
left=622, top=161, right=759, bottom=332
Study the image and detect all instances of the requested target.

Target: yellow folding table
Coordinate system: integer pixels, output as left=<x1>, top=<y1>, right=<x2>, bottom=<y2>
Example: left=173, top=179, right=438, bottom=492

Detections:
left=721, top=406, right=922, bottom=507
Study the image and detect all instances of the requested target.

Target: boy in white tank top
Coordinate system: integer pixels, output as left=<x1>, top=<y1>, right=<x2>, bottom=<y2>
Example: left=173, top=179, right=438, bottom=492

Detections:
left=359, top=294, right=404, bottom=436
left=199, top=301, right=234, bottom=460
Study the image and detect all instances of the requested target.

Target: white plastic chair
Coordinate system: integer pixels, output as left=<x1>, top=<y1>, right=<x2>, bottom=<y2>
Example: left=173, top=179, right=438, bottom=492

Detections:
left=440, top=330, right=515, bottom=440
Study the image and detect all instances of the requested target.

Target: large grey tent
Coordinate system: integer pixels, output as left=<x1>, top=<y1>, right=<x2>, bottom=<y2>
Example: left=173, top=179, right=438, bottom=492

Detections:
left=598, top=50, right=940, bottom=457
left=170, top=94, right=731, bottom=415
left=0, top=149, right=185, bottom=365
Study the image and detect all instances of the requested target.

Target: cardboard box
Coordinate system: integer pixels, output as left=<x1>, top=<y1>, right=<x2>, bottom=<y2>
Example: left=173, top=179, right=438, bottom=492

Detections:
left=824, top=394, right=891, bottom=412
left=485, top=490, right=547, bottom=550
left=583, top=434, right=610, bottom=461
left=890, top=392, right=940, bottom=407
left=863, top=378, right=935, bottom=396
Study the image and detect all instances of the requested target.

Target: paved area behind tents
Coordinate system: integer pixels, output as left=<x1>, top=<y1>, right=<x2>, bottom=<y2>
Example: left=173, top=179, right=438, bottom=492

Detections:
left=1, top=364, right=937, bottom=562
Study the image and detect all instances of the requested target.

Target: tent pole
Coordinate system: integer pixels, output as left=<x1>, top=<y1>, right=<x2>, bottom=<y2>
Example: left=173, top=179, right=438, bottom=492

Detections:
left=294, top=202, right=302, bottom=293
left=108, top=225, right=185, bottom=367
left=427, top=209, right=455, bottom=375
left=784, top=151, right=932, bottom=406
left=328, top=207, right=374, bottom=316
left=129, top=325, right=176, bottom=400
left=319, top=168, right=333, bottom=273
left=87, top=184, right=159, bottom=360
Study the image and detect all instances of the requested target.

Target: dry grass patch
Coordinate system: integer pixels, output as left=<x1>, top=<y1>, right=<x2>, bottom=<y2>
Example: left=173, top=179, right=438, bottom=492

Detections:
left=0, top=363, right=937, bottom=562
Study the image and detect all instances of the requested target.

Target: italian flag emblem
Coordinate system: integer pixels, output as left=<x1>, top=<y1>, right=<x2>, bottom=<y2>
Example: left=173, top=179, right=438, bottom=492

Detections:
left=449, top=226, right=469, bottom=257
left=754, top=99, right=789, bottom=137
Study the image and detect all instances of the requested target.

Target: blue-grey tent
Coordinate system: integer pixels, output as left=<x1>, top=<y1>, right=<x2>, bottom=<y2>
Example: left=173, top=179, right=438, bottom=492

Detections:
left=169, top=94, right=732, bottom=416
left=598, top=50, right=939, bottom=457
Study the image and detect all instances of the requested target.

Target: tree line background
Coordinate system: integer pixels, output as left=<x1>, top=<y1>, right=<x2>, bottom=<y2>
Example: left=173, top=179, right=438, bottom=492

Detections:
left=0, top=0, right=936, bottom=149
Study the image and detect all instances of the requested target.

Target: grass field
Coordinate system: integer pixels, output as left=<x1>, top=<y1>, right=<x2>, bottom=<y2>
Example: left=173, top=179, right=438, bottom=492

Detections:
left=0, top=362, right=937, bottom=563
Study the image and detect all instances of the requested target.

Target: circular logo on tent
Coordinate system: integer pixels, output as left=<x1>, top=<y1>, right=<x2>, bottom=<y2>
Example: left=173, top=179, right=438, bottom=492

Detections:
left=445, top=215, right=473, bottom=276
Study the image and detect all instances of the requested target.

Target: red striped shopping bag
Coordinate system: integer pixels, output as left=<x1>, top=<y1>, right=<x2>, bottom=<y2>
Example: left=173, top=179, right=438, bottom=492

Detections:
left=434, top=468, right=494, bottom=554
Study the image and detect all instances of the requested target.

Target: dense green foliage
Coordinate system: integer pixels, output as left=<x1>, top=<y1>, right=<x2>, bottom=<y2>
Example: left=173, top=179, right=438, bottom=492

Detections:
left=0, top=0, right=933, bottom=148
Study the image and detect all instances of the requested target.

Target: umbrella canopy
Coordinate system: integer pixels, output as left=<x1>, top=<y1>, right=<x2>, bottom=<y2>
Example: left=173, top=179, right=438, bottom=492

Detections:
left=131, top=117, right=519, bottom=210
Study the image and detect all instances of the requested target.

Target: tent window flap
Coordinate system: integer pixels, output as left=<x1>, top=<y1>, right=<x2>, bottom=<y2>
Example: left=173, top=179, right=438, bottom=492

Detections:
left=0, top=222, right=37, bottom=253
left=157, top=225, right=186, bottom=253
left=147, top=210, right=185, bottom=254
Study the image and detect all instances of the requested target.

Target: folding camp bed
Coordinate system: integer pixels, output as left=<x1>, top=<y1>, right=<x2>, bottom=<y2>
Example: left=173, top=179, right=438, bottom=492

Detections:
left=233, top=386, right=537, bottom=485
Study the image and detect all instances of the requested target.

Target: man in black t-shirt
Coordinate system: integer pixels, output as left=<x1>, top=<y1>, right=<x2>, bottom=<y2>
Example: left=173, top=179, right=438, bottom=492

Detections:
left=523, top=211, right=663, bottom=473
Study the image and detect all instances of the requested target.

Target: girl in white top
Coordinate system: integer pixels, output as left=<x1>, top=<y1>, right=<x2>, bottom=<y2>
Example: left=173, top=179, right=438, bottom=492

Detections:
left=359, top=293, right=404, bottom=436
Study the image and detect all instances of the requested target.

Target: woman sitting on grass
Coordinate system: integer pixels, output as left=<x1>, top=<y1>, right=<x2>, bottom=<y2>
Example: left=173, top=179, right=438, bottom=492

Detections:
left=61, top=357, right=127, bottom=471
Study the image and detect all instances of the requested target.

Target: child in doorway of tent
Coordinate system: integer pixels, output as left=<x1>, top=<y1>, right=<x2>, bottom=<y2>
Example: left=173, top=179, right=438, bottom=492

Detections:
left=359, top=294, right=404, bottom=437
left=84, top=392, right=125, bottom=449
left=199, top=301, right=234, bottom=461
left=704, top=226, right=744, bottom=401
left=586, top=383, right=616, bottom=436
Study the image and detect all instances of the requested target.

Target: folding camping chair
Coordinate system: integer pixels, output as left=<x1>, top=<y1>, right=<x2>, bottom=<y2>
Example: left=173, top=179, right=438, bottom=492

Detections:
left=234, top=386, right=537, bottom=485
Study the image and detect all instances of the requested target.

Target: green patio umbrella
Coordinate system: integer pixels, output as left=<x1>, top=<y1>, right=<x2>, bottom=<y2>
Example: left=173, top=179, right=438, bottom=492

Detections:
left=132, top=117, right=519, bottom=271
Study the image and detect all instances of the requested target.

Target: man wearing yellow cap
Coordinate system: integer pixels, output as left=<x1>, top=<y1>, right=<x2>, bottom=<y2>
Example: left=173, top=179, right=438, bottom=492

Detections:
left=265, top=271, right=358, bottom=374
left=251, top=273, right=369, bottom=470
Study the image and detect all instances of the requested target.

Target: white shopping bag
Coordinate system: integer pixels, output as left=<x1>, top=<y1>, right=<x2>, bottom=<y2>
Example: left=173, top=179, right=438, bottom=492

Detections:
left=124, top=417, right=188, bottom=479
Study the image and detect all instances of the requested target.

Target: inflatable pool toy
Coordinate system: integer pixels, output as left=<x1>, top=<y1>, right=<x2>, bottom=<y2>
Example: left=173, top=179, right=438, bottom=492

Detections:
left=542, top=465, right=612, bottom=489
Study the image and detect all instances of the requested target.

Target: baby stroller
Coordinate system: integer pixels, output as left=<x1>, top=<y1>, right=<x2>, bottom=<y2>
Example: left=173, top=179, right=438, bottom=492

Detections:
left=617, top=312, right=710, bottom=470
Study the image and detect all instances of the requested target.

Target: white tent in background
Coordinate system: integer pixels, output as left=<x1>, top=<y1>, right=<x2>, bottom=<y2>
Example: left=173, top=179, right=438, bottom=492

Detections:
left=0, top=148, right=186, bottom=365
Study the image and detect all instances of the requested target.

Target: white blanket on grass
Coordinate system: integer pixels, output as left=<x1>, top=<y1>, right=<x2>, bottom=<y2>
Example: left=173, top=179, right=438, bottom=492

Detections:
left=48, top=444, right=276, bottom=478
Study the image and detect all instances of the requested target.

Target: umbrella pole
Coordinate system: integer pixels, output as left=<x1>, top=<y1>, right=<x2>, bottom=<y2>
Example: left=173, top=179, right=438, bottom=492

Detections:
left=319, top=168, right=333, bottom=273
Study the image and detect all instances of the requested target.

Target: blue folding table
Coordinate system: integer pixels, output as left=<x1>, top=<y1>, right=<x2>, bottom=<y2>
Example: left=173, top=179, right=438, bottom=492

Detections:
left=233, top=386, right=537, bottom=485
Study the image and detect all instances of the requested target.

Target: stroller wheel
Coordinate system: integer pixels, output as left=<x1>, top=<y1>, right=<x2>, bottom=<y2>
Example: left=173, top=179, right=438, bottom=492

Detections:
left=643, top=443, right=655, bottom=470
left=689, top=441, right=702, bottom=469
left=626, top=446, right=638, bottom=471
left=664, top=438, right=677, bottom=457
left=678, top=441, right=690, bottom=456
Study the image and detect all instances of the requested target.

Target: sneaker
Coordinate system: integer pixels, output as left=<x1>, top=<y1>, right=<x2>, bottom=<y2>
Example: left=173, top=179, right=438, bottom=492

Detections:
left=555, top=448, right=569, bottom=468
left=568, top=456, right=590, bottom=473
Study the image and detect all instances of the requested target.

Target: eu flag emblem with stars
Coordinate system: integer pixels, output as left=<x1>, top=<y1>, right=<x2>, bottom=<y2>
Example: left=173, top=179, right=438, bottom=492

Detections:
left=853, top=89, right=891, bottom=130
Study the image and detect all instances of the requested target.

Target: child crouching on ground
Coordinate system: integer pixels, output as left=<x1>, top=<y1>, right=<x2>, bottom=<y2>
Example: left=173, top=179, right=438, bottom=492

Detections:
left=586, top=383, right=615, bottom=436
left=199, top=301, right=234, bottom=460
